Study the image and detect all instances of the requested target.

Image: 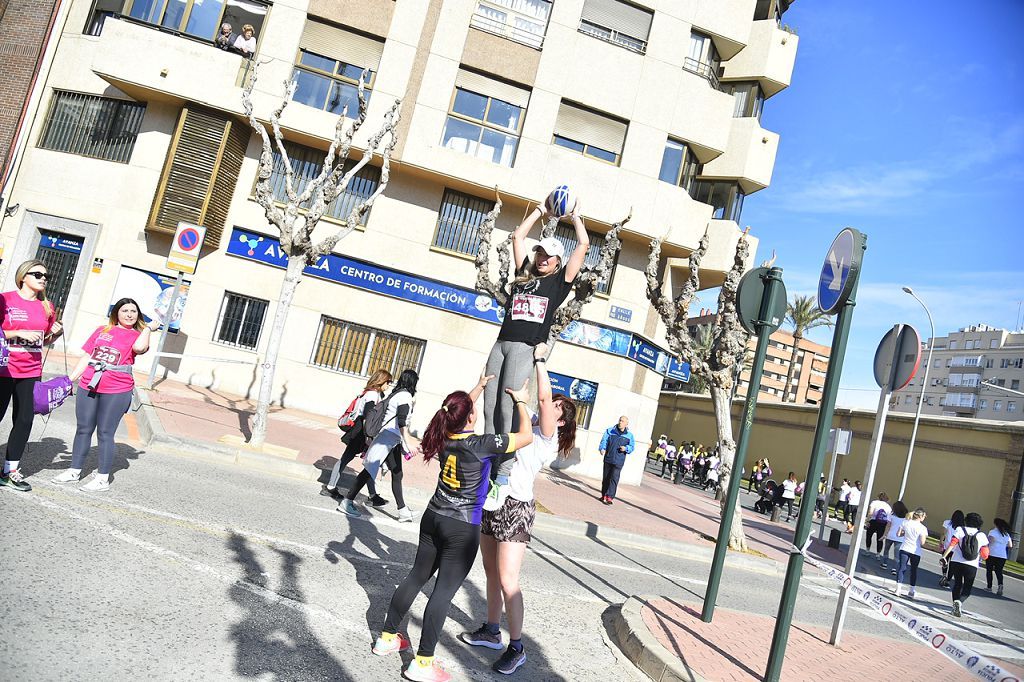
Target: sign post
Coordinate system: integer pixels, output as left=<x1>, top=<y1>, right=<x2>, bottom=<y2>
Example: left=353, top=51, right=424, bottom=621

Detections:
left=819, top=428, right=852, bottom=541
left=765, top=228, right=866, bottom=682
left=148, top=222, right=205, bottom=389
left=830, top=323, right=920, bottom=645
left=702, top=266, right=787, bottom=622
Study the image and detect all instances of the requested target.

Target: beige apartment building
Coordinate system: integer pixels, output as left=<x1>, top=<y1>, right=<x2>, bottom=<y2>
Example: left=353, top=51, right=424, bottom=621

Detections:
left=667, top=311, right=829, bottom=405
left=892, top=324, right=1024, bottom=422
left=0, top=0, right=798, bottom=485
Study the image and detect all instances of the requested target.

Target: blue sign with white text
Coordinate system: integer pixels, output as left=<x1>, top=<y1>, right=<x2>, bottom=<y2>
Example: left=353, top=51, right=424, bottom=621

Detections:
left=609, top=305, right=632, bottom=323
left=666, top=358, right=691, bottom=383
left=40, top=231, right=83, bottom=255
left=549, top=371, right=599, bottom=404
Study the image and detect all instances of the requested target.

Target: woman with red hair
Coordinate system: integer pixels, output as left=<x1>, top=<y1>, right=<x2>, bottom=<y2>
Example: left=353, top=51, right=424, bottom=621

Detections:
left=372, top=375, right=534, bottom=682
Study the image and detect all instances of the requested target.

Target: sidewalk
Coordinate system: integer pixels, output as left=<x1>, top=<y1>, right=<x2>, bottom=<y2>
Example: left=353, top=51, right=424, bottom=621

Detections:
left=134, top=375, right=845, bottom=570
left=614, top=595, right=1024, bottom=682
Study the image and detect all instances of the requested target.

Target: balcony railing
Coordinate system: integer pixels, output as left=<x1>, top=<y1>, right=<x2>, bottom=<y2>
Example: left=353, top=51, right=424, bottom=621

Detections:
left=683, top=57, right=721, bottom=90
left=578, top=20, right=647, bottom=54
left=471, top=0, right=550, bottom=49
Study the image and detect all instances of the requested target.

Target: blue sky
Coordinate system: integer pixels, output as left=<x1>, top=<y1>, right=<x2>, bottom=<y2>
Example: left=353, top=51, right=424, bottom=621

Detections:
left=741, top=1, right=1024, bottom=408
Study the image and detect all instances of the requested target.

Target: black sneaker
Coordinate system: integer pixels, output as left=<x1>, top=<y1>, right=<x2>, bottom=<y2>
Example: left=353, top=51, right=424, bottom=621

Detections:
left=0, top=470, right=31, bottom=492
left=320, top=485, right=341, bottom=499
left=459, top=623, right=503, bottom=650
left=369, top=495, right=389, bottom=508
left=493, top=645, right=526, bottom=675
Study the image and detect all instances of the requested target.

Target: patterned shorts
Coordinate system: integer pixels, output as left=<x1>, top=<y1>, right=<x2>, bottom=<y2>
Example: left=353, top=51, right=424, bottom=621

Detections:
left=481, top=497, right=537, bottom=544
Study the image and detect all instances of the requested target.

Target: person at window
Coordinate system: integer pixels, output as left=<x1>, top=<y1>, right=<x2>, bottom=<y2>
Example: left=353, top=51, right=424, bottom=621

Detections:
left=482, top=202, right=589, bottom=510
left=231, top=24, right=256, bottom=58
left=0, top=259, right=63, bottom=493
left=215, top=22, right=235, bottom=50
left=52, top=298, right=157, bottom=491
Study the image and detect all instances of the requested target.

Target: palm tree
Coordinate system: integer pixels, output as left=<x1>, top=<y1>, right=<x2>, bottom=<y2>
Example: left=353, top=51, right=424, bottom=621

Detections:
left=783, top=295, right=833, bottom=402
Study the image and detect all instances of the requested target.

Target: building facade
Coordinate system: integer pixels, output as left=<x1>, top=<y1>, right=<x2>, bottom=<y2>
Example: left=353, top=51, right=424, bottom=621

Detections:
left=0, top=0, right=798, bottom=485
left=664, top=311, right=829, bottom=405
left=891, top=324, right=1024, bottom=422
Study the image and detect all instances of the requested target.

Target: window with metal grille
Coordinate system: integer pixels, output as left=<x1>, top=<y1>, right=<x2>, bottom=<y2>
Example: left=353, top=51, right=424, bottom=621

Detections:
left=311, top=317, right=425, bottom=377
left=266, top=142, right=381, bottom=224
left=578, top=0, right=652, bottom=54
left=470, top=0, right=552, bottom=49
left=432, top=189, right=495, bottom=256
left=551, top=223, right=619, bottom=295
left=38, top=91, right=145, bottom=163
left=214, top=292, right=268, bottom=350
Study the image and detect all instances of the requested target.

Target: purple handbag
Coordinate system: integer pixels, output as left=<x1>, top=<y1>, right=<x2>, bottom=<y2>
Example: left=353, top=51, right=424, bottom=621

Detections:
left=34, top=375, right=73, bottom=415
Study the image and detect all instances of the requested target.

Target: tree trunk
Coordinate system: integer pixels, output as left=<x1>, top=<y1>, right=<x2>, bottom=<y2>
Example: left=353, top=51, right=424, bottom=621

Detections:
left=783, top=331, right=802, bottom=403
left=710, top=383, right=748, bottom=551
left=249, top=255, right=305, bottom=448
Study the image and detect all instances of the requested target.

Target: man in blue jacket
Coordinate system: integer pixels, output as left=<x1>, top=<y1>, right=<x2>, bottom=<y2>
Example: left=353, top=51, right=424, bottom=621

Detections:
left=599, top=416, right=635, bottom=505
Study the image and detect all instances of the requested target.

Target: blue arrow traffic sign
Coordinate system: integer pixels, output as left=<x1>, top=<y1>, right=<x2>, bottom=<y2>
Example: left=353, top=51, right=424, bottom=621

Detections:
left=817, top=228, right=864, bottom=315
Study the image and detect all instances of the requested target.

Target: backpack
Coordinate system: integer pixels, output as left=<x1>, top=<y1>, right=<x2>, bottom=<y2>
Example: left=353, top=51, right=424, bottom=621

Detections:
left=363, top=391, right=400, bottom=442
left=874, top=508, right=889, bottom=523
left=959, top=528, right=980, bottom=561
left=337, top=390, right=368, bottom=432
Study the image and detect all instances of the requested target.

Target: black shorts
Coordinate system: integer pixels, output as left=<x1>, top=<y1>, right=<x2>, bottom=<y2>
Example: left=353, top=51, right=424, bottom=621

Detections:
left=481, top=497, right=536, bottom=544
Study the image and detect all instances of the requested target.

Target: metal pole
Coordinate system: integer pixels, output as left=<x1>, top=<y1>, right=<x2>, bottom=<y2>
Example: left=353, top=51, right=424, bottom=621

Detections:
left=764, top=276, right=860, bottom=682
left=819, top=448, right=838, bottom=541
left=147, top=271, right=183, bottom=389
left=702, top=267, right=783, bottom=622
left=899, top=288, right=934, bottom=500
left=830, top=324, right=901, bottom=645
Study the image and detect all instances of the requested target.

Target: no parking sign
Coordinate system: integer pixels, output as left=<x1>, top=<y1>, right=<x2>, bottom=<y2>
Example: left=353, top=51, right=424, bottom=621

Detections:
left=166, top=221, right=206, bottom=274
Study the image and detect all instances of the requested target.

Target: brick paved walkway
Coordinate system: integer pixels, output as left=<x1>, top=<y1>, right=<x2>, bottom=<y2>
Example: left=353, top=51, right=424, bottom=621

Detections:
left=642, top=598, right=1024, bottom=681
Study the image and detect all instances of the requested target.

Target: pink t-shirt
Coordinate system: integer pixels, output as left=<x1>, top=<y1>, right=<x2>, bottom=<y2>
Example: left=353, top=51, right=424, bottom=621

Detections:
left=0, top=290, right=58, bottom=378
left=80, top=325, right=142, bottom=393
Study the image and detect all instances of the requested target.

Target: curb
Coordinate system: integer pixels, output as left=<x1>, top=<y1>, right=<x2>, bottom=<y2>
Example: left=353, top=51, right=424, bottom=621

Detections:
left=612, top=595, right=708, bottom=682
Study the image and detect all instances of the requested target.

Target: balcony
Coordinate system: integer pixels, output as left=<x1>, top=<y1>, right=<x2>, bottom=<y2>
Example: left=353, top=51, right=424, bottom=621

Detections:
left=578, top=19, right=647, bottom=54
left=698, top=117, right=779, bottom=193
left=720, top=19, right=798, bottom=97
left=470, top=0, right=551, bottom=49
left=682, top=57, right=720, bottom=90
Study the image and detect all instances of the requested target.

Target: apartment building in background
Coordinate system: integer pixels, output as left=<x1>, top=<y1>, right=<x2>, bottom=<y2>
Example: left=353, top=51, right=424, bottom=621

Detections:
left=665, top=309, right=829, bottom=405
left=0, top=0, right=799, bottom=486
left=891, top=324, right=1024, bottom=422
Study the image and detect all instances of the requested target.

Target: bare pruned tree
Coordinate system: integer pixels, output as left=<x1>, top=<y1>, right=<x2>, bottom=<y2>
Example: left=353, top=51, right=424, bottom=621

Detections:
left=646, top=230, right=752, bottom=550
left=474, top=192, right=630, bottom=349
left=242, top=63, right=401, bottom=448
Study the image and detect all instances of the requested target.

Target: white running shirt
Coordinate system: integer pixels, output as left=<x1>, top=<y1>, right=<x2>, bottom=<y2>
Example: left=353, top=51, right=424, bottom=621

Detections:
left=950, top=526, right=989, bottom=566
left=781, top=480, right=797, bottom=499
left=847, top=487, right=862, bottom=506
left=987, top=528, right=1011, bottom=560
left=886, top=517, right=905, bottom=542
left=899, top=519, right=927, bottom=556
left=507, top=414, right=558, bottom=503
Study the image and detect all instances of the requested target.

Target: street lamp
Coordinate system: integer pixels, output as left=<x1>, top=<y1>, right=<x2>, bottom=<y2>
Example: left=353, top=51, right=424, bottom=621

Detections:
left=899, top=286, right=934, bottom=501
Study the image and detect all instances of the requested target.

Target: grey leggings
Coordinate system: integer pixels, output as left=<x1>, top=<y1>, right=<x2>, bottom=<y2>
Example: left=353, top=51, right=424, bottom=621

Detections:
left=72, top=389, right=133, bottom=475
left=484, top=340, right=532, bottom=480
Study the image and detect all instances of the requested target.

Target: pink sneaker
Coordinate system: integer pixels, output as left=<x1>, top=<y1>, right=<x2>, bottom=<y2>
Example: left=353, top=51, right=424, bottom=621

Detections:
left=372, top=632, right=410, bottom=656
left=404, top=657, right=451, bottom=682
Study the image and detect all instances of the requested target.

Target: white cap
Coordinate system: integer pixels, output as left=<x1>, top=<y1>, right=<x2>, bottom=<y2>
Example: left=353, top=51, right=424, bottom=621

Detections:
left=533, top=237, right=565, bottom=260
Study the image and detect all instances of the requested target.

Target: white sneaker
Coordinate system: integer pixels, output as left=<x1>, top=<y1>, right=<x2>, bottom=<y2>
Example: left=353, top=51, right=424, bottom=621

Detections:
left=894, top=584, right=903, bottom=597
left=80, top=477, right=110, bottom=492
left=907, top=588, right=916, bottom=600
left=398, top=506, right=414, bottom=523
left=52, top=470, right=80, bottom=484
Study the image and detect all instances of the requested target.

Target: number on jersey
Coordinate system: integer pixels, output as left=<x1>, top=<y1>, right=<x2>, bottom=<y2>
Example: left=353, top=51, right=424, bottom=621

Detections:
left=441, top=454, right=460, bottom=489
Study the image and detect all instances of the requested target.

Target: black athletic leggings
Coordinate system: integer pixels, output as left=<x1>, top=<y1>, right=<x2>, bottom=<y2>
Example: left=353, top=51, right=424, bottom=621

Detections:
left=383, top=509, right=479, bottom=657
left=0, top=376, right=39, bottom=462
left=865, top=520, right=886, bottom=552
left=986, top=557, right=1006, bottom=588
left=346, top=446, right=404, bottom=506
left=950, top=562, right=978, bottom=603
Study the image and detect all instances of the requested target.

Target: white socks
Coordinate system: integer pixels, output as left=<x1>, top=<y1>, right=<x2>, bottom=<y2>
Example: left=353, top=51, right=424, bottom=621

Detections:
left=4, top=460, right=19, bottom=474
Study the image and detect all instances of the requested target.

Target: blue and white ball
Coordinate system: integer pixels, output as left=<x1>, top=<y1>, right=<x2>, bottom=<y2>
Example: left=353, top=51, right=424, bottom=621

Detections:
left=544, top=184, right=577, bottom=218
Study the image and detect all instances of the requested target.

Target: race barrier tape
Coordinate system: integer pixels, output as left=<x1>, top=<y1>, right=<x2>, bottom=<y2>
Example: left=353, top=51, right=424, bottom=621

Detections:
left=794, top=540, right=1020, bottom=682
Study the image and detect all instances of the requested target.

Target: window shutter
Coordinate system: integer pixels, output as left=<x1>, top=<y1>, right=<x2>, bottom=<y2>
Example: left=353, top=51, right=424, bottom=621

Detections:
left=300, top=20, right=384, bottom=71
left=455, top=69, right=530, bottom=108
left=580, top=0, right=652, bottom=40
left=554, top=101, right=627, bottom=154
left=149, top=105, right=246, bottom=245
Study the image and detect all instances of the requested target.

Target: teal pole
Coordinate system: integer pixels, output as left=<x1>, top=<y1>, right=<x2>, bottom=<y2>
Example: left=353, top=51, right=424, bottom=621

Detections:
left=763, top=271, right=862, bottom=681
left=701, top=266, right=783, bottom=622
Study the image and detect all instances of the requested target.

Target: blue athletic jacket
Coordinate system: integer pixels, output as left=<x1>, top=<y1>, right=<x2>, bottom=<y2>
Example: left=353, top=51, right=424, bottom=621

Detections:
left=599, top=426, right=635, bottom=466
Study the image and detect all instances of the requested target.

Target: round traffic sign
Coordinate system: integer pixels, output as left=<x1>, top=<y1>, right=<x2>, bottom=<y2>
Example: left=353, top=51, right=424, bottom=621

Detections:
left=736, top=267, right=787, bottom=336
left=178, top=227, right=200, bottom=252
left=817, top=228, right=865, bottom=315
left=873, top=324, right=921, bottom=391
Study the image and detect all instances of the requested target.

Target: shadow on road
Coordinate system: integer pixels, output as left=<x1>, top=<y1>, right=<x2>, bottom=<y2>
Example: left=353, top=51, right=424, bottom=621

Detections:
left=19, top=435, right=145, bottom=480
left=227, top=532, right=350, bottom=680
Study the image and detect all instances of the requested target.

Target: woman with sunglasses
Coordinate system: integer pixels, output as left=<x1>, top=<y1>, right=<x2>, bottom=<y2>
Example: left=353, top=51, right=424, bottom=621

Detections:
left=0, top=259, right=63, bottom=492
left=50, top=298, right=157, bottom=491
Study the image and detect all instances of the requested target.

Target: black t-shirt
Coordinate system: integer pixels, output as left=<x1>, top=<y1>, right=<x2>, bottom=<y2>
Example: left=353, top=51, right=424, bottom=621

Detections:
left=428, top=432, right=517, bottom=525
left=497, top=258, right=575, bottom=345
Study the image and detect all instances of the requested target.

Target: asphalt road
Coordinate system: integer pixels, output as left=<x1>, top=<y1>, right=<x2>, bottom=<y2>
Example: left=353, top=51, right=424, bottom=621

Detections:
left=1, top=406, right=1021, bottom=680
